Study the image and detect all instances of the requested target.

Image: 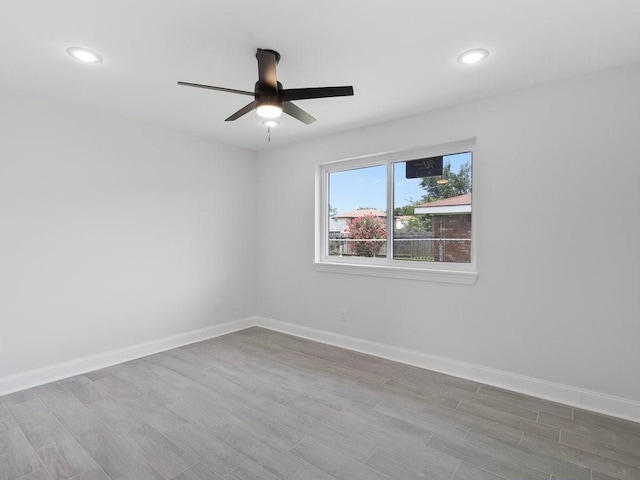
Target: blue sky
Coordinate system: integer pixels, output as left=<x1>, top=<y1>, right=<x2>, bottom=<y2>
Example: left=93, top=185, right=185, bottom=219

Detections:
left=329, top=152, right=471, bottom=214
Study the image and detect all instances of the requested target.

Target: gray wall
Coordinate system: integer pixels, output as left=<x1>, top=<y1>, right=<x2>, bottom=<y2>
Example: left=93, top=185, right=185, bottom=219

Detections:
left=256, top=62, right=640, bottom=402
left=0, top=89, right=258, bottom=377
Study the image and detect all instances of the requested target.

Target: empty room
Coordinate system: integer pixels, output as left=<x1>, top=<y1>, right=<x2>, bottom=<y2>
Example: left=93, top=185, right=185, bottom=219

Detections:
left=1, top=1, right=639, bottom=480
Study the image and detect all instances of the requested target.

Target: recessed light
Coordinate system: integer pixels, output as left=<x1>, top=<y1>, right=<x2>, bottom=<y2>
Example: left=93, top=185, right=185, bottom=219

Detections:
left=457, top=48, right=489, bottom=65
left=66, top=47, right=103, bottom=63
left=263, top=120, right=279, bottom=128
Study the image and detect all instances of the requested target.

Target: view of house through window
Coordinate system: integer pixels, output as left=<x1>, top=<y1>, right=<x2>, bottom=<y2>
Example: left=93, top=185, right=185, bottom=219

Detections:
left=328, top=152, right=472, bottom=263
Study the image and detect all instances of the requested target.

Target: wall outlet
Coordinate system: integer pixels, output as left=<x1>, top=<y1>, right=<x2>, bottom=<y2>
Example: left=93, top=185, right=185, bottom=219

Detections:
left=338, top=308, right=347, bottom=323
left=214, top=299, right=221, bottom=312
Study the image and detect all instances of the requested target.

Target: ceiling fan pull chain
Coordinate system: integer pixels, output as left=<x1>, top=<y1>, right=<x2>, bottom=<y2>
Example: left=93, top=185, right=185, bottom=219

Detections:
left=267, top=126, right=271, bottom=142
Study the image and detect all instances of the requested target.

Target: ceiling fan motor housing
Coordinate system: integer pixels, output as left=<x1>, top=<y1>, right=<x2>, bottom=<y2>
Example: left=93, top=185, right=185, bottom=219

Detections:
left=256, top=94, right=282, bottom=109
left=255, top=80, right=283, bottom=111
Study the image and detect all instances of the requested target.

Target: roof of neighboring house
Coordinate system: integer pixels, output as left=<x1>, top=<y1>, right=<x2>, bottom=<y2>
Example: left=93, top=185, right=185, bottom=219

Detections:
left=330, top=214, right=412, bottom=232
left=332, top=209, right=387, bottom=219
left=414, top=193, right=472, bottom=215
left=329, top=218, right=349, bottom=233
left=416, top=193, right=471, bottom=208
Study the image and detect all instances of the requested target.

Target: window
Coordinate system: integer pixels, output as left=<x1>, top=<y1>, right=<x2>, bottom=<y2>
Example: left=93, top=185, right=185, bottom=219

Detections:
left=315, top=139, right=478, bottom=284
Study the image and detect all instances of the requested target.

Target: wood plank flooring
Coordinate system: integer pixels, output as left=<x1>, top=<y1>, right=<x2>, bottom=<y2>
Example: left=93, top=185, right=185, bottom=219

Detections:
left=1, top=327, right=639, bottom=480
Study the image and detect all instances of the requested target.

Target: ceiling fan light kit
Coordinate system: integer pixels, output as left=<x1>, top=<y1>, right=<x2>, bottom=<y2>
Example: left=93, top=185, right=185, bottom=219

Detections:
left=256, top=96, right=283, bottom=119
left=178, top=48, right=353, bottom=126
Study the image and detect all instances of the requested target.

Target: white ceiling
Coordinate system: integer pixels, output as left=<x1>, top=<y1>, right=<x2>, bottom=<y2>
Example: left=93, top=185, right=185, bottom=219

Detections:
left=2, top=1, right=639, bottom=151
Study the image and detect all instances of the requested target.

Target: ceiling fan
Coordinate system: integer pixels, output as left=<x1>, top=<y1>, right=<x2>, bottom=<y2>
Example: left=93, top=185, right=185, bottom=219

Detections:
left=178, top=48, right=354, bottom=125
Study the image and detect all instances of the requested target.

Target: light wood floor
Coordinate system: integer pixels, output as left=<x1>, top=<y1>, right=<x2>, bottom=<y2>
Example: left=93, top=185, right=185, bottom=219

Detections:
left=1, top=327, right=639, bottom=480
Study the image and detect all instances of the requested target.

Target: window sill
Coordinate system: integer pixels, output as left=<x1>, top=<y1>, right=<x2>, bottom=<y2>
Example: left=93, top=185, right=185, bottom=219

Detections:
left=313, top=261, right=478, bottom=285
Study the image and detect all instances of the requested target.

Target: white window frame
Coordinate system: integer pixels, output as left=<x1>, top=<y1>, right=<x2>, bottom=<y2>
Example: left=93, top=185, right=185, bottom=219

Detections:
left=314, top=138, right=478, bottom=285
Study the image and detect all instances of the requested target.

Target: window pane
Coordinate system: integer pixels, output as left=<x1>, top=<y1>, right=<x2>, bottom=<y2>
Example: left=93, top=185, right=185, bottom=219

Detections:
left=393, top=152, right=472, bottom=263
left=328, top=165, right=387, bottom=258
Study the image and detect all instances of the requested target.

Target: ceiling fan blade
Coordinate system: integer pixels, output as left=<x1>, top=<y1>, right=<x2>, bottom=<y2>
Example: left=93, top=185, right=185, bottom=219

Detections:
left=256, top=49, right=279, bottom=92
left=225, top=101, right=256, bottom=121
left=177, top=81, right=254, bottom=97
left=281, top=86, right=354, bottom=101
left=283, top=101, right=316, bottom=125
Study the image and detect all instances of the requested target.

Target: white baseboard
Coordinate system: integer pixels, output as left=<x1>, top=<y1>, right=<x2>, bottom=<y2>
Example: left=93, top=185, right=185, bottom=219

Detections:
left=255, top=317, right=640, bottom=424
left=2, top=315, right=639, bottom=423
left=0, top=316, right=258, bottom=397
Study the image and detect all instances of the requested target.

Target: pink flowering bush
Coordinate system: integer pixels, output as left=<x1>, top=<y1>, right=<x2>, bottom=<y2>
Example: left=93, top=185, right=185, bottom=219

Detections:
left=346, top=214, right=386, bottom=257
